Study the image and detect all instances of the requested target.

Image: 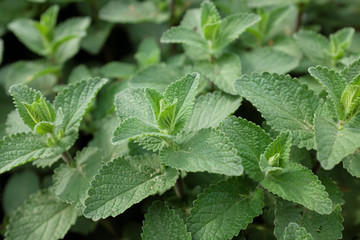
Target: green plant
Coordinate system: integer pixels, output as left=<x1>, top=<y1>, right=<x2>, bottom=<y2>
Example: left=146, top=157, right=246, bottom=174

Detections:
left=1, top=0, right=360, bottom=239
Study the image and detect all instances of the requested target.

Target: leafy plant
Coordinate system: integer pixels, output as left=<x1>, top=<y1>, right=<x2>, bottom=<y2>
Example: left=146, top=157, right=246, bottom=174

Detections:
left=1, top=0, right=360, bottom=239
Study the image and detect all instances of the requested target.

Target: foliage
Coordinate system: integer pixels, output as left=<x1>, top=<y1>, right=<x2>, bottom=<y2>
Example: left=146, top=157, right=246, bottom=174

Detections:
left=0, top=0, right=360, bottom=239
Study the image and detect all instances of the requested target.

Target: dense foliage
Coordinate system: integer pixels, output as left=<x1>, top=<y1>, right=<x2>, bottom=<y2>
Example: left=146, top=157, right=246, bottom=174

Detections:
left=1, top=0, right=360, bottom=239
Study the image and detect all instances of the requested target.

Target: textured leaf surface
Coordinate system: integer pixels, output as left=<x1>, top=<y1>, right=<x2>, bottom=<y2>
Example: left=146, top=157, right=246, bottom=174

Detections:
left=5, top=190, right=78, bottom=240
left=195, top=54, right=241, bottom=94
left=314, top=114, right=360, bottom=170
left=161, top=26, right=206, bottom=48
left=83, top=155, right=179, bottom=220
left=274, top=199, right=343, bottom=240
left=341, top=58, right=360, bottom=83
left=343, top=149, right=360, bottom=178
left=236, top=72, right=319, bottom=149
left=160, top=128, right=243, bottom=176
left=220, top=116, right=271, bottom=181
left=261, top=163, right=333, bottom=214
left=186, top=178, right=264, bottom=240
left=0, top=132, right=63, bottom=174
left=142, top=201, right=191, bottom=240
left=283, top=223, right=313, bottom=240
left=53, top=77, right=107, bottom=134
left=53, top=147, right=103, bottom=208
left=309, top=66, right=347, bottom=118
left=185, top=92, right=241, bottom=132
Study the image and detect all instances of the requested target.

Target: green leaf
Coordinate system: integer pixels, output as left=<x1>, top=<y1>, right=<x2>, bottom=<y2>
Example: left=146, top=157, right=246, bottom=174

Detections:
left=236, top=72, right=319, bottom=149
left=81, top=21, right=113, bottom=55
left=53, top=147, right=104, bottom=208
left=161, top=26, right=207, bottom=49
left=283, top=223, right=313, bottom=240
left=261, top=163, right=333, bottom=214
left=135, top=38, right=161, bottom=68
left=186, top=177, right=264, bottom=240
left=142, top=201, right=192, bottom=240
left=8, top=18, right=46, bottom=56
left=200, top=1, right=220, bottom=28
left=53, top=77, right=108, bottom=135
left=330, top=27, right=354, bottom=60
left=314, top=113, right=360, bottom=170
left=163, top=73, right=200, bottom=134
left=157, top=99, right=178, bottom=133
left=185, top=92, right=241, bottom=132
left=274, top=199, right=343, bottom=240
left=309, top=66, right=347, bottom=119
left=212, top=12, right=260, bottom=52
left=83, top=154, right=179, bottom=220
left=5, top=110, right=31, bottom=135
left=5, top=190, right=78, bottom=240
left=39, top=5, right=59, bottom=33
left=342, top=149, right=360, bottom=178
left=195, top=53, right=241, bottom=94
left=294, top=30, right=330, bottom=66
left=68, top=64, right=92, bottom=84
left=263, top=132, right=292, bottom=168
left=160, top=128, right=243, bottom=176
left=240, top=47, right=299, bottom=74
left=112, top=117, right=166, bottom=144
left=341, top=57, right=360, bottom=83
left=99, top=0, right=169, bottom=24
left=341, top=75, right=360, bottom=120
left=0, top=132, right=63, bottom=174
left=2, top=170, right=40, bottom=215
left=220, top=116, right=272, bottom=181
left=101, top=61, right=136, bottom=79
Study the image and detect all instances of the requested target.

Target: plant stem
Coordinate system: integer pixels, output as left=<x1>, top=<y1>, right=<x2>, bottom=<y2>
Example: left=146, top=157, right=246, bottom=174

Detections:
left=295, top=3, right=305, bottom=32
left=169, top=0, right=176, bottom=26
left=311, top=160, right=321, bottom=174
left=174, top=176, right=185, bottom=199
left=61, top=151, right=76, bottom=168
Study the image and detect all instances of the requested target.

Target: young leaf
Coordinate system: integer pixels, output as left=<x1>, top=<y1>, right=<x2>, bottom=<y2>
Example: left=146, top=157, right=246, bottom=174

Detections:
left=236, top=72, right=319, bottom=149
left=160, top=128, right=243, bottom=176
left=53, top=147, right=104, bottom=208
left=0, top=132, right=63, bottom=174
left=83, top=155, right=179, bottom=220
left=341, top=57, right=360, bottom=83
left=220, top=116, right=272, bottom=181
left=53, top=77, right=108, bottom=135
left=283, top=223, right=313, bottom=240
left=185, top=92, right=241, bottom=132
left=308, top=66, right=347, bottom=119
left=330, top=27, right=354, bottom=60
left=186, top=177, right=264, bottom=240
left=342, top=150, right=360, bottom=178
left=261, top=163, right=333, bottom=214
left=135, top=38, right=161, bottom=68
left=163, top=73, right=200, bottom=134
left=160, top=26, right=207, bottom=49
left=274, top=199, right=343, bottom=240
left=200, top=1, right=220, bottom=29
left=263, top=132, right=292, bottom=168
left=5, top=190, right=78, bottom=240
left=142, top=201, right=191, bottom=240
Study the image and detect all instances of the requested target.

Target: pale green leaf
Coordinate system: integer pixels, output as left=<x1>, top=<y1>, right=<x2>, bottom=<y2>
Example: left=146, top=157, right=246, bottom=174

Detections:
left=99, top=0, right=169, bottom=24
left=161, top=26, right=207, bottom=49
left=309, top=66, right=347, bottom=118
left=317, top=173, right=344, bottom=207
left=2, top=170, right=40, bottom=215
left=341, top=57, right=360, bottom=83
left=330, top=27, right=354, bottom=59
left=83, top=154, right=179, bottom=220
left=283, top=223, right=313, bottom=240
left=261, top=163, right=333, bottom=214
left=201, top=1, right=220, bottom=28
left=81, top=21, right=113, bottom=55
left=5, top=190, right=78, bottom=240
left=220, top=116, right=272, bottom=181
left=314, top=113, right=360, bottom=170
left=195, top=53, right=241, bottom=94
left=68, top=64, right=92, bottom=84
left=263, top=132, right=292, bottom=168
left=0, top=132, right=63, bottom=174
left=53, top=147, right=104, bottom=208
left=186, top=177, right=264, bottom=240
left=135, top=38, right=161, bottom=68
left=160, top=128, right=243, bottom=176
left=163, top=73, right=200, bottom=134
left=240, top=47, right=299, bottom=74
left=101, top=61, right=136, bottom=79
left=236, top=72, right=319, bottom=149
left=135, top=136, right=164, bottom=152
left=53, top=77, right=108, bottom=135
left=274, top=199, right=343, bottom=240
left=5, top=110, right=31, bottom=135
left=342, top=149, right=360, bottom=178
left=248, top=0, right=307, bottom=7
left=142, top=201, right=191, bottom=240
left=294, top=29, right=330, bottom=66
left=185, top=92, right=241, bottom=132
left=157, top=99, right=178, bottom=133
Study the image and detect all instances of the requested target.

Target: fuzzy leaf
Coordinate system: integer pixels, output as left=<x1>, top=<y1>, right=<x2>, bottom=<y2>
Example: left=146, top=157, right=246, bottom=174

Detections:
left=5, top=190, right=78, bottom=240
left=161, top=26, right=207, bottom=49
left=220, top=116, right=271, bottom=181
left=341, top=57, right=360, bottom=83
left=343, top=149, right=360, bottom=178
left=135, top=38, right=161, bottom=68
left=236, top=72, right=319, bottom=149
left=53, top=77, right=107, bottom=135
left=263, top=132, right=292, bottom=168
left=186, top=177, right=264, bottom=240
left=309, top=66, right=347, bottom=119
left=283, top=223, right=313, bottom=240
left=200, top=1, right=220, bottom=28
left=142, top=201, right=191, bottom=240
left=83, top=155, right=179, bottom=220
left=274, top=199, right=343, bottom=240
left=261, top=163, right=333, bottom=214
left=185, top=92, right=241, bottom=132
left=160, top=128, right=243, bottom=176
left=53, top=147, right=104, bottom=208
left=0, top=132, right=63, bottom=174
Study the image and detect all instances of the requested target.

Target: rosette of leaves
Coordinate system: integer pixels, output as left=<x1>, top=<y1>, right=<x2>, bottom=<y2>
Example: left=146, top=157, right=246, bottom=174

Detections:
left=0, top=77, right=107, bottom=174
left=82, top=72, right=243, bottom=220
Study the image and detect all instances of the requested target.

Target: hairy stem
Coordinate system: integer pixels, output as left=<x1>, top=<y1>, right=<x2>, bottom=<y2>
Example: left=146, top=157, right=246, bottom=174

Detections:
left=61, top=151, right=76, bottom=168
